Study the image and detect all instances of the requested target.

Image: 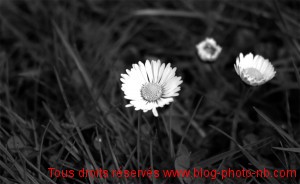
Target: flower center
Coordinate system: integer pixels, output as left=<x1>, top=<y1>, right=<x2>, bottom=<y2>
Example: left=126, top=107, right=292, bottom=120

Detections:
left=243, top=68, right=264, bottom=80
left=204, top=43, right=217, bottom=56
left=141, top=83, right=163, bottom=102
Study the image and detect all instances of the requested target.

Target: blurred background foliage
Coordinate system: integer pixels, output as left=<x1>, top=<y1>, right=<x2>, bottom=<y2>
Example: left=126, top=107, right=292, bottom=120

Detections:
left=0, top=0, right=300, bottom=183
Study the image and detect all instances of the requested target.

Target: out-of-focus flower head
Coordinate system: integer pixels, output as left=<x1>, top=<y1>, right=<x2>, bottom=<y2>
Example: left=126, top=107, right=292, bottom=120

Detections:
left=196, top=38, right=222, bottom=62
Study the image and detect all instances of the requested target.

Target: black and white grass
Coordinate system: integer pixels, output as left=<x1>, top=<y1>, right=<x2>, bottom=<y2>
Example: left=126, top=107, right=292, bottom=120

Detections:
left=0, top=0, right=300, bottom=184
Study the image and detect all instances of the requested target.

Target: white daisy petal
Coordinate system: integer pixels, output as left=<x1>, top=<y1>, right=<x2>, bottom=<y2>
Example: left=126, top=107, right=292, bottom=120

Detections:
left=164, top=77, right=182, bottom=93
left=152, top=108, right=158, bottom=117
left=159, top=63, right=172, bottom=84
left=120, top=60, right=182, bottom=116
left=138, top=61, right=149, bottom=83
left=151, top=60, right=158, bottom=83
left=132, top=64, right=146, bottom=85
left=157, top=63, right=166, bottom=83
left=145, top=60, right=153, bottom=83
left=163, top=67, right=177, bottom=85
left=234, top=64, right=240, bottom=76
left=259, top=58, right=268, bottom=73
left=135, top=62, right=148, bottom=83
left=159, top=98, right=173, bottom=106
left=234, top=53, right=276, bottom=86
left=163, top=86, right=181, bottom=97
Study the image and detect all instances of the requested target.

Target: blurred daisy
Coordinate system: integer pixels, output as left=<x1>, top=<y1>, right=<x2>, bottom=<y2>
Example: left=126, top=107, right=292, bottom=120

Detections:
left=234, top=53, right=276, bottom=86
left=196, top=38, right=222, bottom=62
left=121, top=60, right=182, bottom=117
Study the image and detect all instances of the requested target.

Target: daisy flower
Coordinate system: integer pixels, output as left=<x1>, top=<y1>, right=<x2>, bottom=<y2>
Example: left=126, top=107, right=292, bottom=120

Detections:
left=120, top=60, right=182, bottom=117
left=234, top=53, right=276, bottom=86
left=196, top=38, right=222, bottom=62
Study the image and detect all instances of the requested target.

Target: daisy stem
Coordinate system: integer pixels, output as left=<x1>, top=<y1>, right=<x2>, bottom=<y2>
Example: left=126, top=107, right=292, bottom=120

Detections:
left=177, top=96, right=203, bottom=156
left=150, top=140, right=156, bottom=184
left=137, top=111, right=141, bottom=183
left=169, top=104, right=175, bottom=159
left=230, top=84, right=253, bottom=150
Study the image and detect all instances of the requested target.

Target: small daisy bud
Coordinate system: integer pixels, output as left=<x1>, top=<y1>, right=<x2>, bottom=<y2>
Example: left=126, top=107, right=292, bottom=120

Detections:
left=196, top=38, right=222, bottom=62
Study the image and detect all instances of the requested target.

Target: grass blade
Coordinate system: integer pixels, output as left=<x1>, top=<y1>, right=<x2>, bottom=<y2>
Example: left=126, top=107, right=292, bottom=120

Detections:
left=0, top=160, right=23, bottom=183
left=254, top=107, right=299, bottom=147
left=123, top=146, right=137, bottom=170
left=210, top=125, right=280, bottom=184
left=193, top=137, right=273, bottom=167
left=53, top=67, right=105, bottom=183
left=150, top=140, right=156, bottom=184
left=273, top=147, right=300, bottom=153
left=37, top=121, right=51, bottom=180
left=177, top=96, right=203, bottom=155
left=53, top=22, right=92, bottom=90
left=291, top=58, right=300, bottom=89
left=19, top=153, right=56, bottom=184
left=105, top=130, right=124, bottom=184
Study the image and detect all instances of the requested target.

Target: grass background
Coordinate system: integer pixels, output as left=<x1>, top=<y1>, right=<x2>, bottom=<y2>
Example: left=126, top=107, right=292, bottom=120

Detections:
left=0, top=0, right=300, bottom=183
